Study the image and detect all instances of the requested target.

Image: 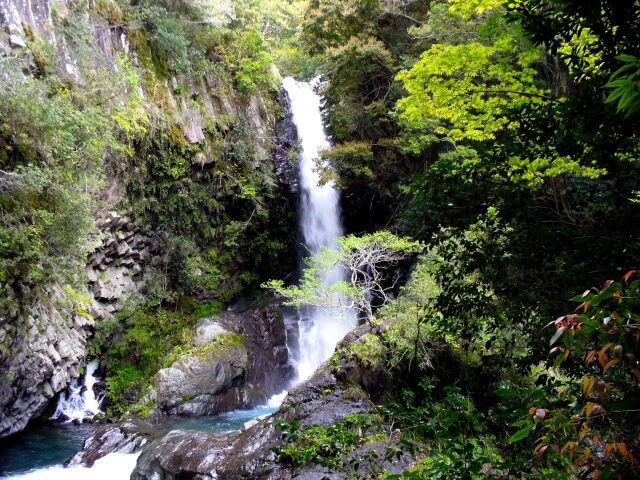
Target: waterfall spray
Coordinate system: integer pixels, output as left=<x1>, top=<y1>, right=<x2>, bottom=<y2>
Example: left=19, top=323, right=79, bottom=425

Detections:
left=282, top=77, right=355, bottom=381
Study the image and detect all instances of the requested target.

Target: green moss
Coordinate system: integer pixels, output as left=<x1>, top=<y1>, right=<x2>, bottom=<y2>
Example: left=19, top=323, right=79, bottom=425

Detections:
left=273, top=413, right=386, bottom=467
left=345, top=333, right=386, bottom=369
left=169, top=333, right=246, bottom=364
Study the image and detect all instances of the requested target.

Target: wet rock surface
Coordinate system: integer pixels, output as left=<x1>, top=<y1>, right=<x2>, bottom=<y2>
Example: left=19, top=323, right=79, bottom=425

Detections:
left=131, top=365, right=372, bottom=480
left=153, top=307, right=294, bottom=416
left=273, top=86, right=299, bottom=193
left=0, top=284, right=93, bottom=438
left=66, top=415, right=165, bottom=468
left=129, top=325, right=411, bottom=480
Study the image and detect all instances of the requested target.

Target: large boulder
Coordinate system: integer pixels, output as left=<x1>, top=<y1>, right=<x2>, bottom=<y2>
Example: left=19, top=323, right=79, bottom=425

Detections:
left=130, top=325, right=412, bottom=480
left=153, top=308, right=294, bottom=416
left=153, top=331, right=248, bottom=416
left=66, top=416, right=163, bottom=468
left=132, top=363, right=376, bottom=480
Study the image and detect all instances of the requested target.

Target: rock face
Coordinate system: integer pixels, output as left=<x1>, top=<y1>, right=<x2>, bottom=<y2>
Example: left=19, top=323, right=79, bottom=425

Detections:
left=0, top=284, right=93, bottom=438
left=0, top=0, right=297, bottom=439
left=128, top=325, right=410, bottom=480
left=153, top=308, right=294, bottom=416
left=273, top=87, right=299, bottom=193
left=66, top=414, right=166, bottom=468
left=86, top=211, right=156, bottom=322
left=132, top=364, right=375, bottom=480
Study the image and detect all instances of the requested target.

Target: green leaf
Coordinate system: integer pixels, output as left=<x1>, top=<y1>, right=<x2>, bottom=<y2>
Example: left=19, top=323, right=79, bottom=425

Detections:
left=509, top=423, right=533, bottom=443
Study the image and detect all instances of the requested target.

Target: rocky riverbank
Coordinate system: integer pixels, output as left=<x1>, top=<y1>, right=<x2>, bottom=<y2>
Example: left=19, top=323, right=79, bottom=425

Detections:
left=69, top=325, right=415, bottom=479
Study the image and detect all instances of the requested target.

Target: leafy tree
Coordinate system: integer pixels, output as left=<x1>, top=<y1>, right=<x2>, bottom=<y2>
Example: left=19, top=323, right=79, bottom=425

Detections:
left=264, top=231, right=422, bottom=321
left=509, top=272, right=640, bottom=479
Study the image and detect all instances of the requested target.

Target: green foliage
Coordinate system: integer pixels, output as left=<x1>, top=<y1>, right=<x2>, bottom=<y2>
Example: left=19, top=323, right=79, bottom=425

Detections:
left=605, top=54, right=640, bottom=117
left=90, top=295, right=194, bottom=416
left=513, top=273, right=640, bottom=479
left=396, top=40, right=543, bottom=143
left=264, top=231, right=422, bottom=321
left=318, top=142, right=375, bottom=187
left=344, top=333, right=386, bottom=369
left=273, top=413, right=395, bottom=477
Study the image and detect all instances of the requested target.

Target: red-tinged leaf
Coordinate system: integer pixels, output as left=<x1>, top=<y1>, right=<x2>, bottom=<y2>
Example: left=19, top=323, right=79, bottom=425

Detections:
left=632, top=368, right=640, bottom=380
left=551, top=443, right=560, bottom=455
left=528, top=407, right=536, bottom=415
left=617, top=442, right=629, bottom=459
left=599, top=343, right=614, bottom=368
left=613, top=290, right=621, bottom=298
left=535, top=445, right=548, bottom=461
left=576, top=300, right=591, bottom=312
left=586, top=350, right=597, bottom=364
left=623, top=270, right=637, bottom=282
left=580, top=424, right=590, bottom=441
left=583, top=402, right=598, bottom=416
left=581, top=376, right=596, bottom=396
left=604, top=444, right=616, bottom=458
left=576, top=448, right=590, bottom=463
left=564, top=349, right=571, bottom=361
left=545, top=316, right=564, bottom=329
left=604, top=358, right=620, bottom=372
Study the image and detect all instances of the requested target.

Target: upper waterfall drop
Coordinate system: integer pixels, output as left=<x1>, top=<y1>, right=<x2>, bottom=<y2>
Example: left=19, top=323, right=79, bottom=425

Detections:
left=282, top=77, right=355, bottom=381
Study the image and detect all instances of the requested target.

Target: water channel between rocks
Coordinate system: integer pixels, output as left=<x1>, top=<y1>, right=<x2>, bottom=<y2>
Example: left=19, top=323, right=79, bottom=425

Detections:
left=0, top=77, right=353, bottom=479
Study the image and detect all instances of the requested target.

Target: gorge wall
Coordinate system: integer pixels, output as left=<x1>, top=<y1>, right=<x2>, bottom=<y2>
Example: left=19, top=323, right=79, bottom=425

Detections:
left=0, top=0, right=299, bottom=437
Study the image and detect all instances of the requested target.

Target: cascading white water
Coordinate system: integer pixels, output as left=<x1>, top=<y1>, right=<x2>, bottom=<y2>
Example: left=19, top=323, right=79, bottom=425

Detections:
left=50, top=361, right=103, bottom=422
left=282, top=77, right=355, bottom=381
left=3, top=453, right=140, bottom=480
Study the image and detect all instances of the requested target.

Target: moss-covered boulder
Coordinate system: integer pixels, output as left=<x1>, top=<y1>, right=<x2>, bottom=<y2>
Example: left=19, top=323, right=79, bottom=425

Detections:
left=153, top=308, right=293, bottom=416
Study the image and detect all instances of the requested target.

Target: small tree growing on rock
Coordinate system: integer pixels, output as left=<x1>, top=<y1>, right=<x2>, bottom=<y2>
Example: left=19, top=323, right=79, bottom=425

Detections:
left=264, top=231, right=423, bottom=323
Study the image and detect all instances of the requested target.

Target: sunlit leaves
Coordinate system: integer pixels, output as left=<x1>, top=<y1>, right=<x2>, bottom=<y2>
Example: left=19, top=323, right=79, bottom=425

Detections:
left=396, top=41, right=546, bottom=143
left=264, top=232, right=422, bottom=321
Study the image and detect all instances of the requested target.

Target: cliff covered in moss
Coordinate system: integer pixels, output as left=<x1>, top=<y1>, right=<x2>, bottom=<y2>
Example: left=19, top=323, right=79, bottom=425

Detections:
left=0, top=0, right=298, bottom=437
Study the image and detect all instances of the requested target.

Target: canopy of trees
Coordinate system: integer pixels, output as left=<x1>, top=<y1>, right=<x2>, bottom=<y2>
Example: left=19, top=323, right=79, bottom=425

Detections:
left=269, top=0, right=640, bottom=478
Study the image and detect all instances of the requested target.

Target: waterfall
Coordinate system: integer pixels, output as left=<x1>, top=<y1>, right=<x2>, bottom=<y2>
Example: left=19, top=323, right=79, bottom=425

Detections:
left=50, top=361, right=103, bottom=422
left=282, top=77, right=355, bottom=381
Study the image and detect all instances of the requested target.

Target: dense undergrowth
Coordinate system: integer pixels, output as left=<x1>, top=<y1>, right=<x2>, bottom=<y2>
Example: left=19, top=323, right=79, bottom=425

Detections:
left=0, top=0, right=303, bottom=418
left=2, top=0, right=639, bottom=477
left=266, top=0, right=640, bottom=478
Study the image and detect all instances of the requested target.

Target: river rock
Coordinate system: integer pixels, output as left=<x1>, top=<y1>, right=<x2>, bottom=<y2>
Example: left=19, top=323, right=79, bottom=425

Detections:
left=66, top=415, right=163, bottom=468
left=153, top=344, right=247, bottom=415
left=131, top=325, right=411, bottom=480
left=153, top=307, right=294, bottom=416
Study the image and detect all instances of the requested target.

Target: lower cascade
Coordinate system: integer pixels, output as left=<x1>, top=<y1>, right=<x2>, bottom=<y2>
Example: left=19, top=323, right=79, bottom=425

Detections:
left=50, top=361, right=104, bottom=423
left=282, top=76, right=355, bottom=382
